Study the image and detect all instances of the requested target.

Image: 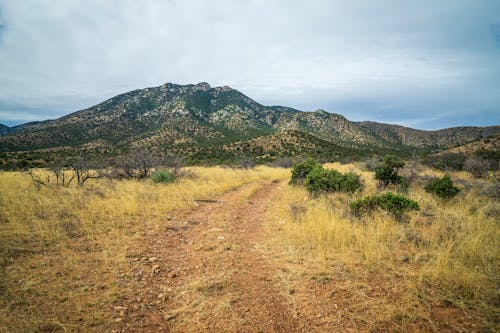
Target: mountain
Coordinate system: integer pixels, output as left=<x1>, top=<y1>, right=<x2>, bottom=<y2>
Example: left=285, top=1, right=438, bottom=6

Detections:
left=0, top=124, right=13, bottom=136
left=435, top=133, right=500, bottom=156
left=0, top=82, right=499, bottom=166
left=358, top=121, right=500, bottom=149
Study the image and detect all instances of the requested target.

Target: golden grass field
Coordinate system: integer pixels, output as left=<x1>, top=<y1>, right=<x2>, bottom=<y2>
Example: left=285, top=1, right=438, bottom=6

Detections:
left=0, top=167, right=289, bottom=331
left=268, top=163, right=499, bottom=331
left=0, top=163, right=498, bottom=332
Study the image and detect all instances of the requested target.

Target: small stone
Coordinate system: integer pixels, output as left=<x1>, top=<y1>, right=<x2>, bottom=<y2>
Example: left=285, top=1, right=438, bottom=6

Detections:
left=169, top=272, right=177, bottom=279
left=151, top=264, right=160, bottom=274
left=166, top=216, right=173, bottom=220
left=114, top=306, right=127, bottom=311
left=288, top=288, right=295, bottom=294
left=119, top=310, right=126, bottom=317
left=148, top=257, right=158, bottom=262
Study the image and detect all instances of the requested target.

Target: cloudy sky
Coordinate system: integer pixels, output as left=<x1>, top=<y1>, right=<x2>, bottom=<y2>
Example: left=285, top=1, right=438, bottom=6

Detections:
left=0, top=0, right=499, bottom=129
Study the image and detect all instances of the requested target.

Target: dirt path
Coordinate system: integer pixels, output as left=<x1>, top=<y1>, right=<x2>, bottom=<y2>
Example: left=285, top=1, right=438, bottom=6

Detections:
left=114, top=181, right=311, bottom=332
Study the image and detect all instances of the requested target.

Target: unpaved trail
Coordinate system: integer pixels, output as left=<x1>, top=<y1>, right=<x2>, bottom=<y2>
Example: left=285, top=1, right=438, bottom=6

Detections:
left=115, top=180, right=311, bottom=332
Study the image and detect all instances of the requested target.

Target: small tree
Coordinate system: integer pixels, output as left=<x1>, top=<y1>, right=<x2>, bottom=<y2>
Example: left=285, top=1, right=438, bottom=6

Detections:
left=375, top=155, right=406, bottom=187
left=289, top=158, right=321, bottom=185
left=27, top=165, right=75, bottom=188
left=425, top=174, right=460, bottom=199
left=73, top=160, right=100, bottom=186
left=115, top=149, right=156, bottom=179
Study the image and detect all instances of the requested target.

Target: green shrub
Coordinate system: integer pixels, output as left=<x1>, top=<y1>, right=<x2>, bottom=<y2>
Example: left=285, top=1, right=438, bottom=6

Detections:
left=350, top=192, right=419, bottom=220
left=151, top=169, right=174, bottom=183
left=305, top=165, right=362, bottom=194
left=375, top=155, right=407, bottom=187
left=290, top=158, right=321, bottom=185
left=425, top=174, right=460, bottom=199
left=340, top=172, right=364, bottom=193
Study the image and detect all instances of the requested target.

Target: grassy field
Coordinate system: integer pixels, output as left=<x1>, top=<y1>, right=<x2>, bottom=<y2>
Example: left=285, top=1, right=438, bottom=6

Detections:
left=0, top=163, right=498, bottom=332
left=267, top=162, right=499, bottom=331
left=0, top=166, right=289, bottom=332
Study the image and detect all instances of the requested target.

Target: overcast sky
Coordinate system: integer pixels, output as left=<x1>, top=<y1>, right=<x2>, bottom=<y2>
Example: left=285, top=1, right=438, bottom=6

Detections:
left=0, top=0, right=499, bottom=129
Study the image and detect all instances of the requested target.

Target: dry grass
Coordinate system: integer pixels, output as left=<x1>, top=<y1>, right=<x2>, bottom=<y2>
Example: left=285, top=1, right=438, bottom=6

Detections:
left=0, top=166, right=288, bottom=332
left=268, top=162, right=499, bottom=331
left=1, top=162, right=498, bottom=331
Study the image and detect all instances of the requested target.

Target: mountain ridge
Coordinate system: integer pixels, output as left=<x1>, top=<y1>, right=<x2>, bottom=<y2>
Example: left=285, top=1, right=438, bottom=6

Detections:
left=1, top=82, right=499, bottom=166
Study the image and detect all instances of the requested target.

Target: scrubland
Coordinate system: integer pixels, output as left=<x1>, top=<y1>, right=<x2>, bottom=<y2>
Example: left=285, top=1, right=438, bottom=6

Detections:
left=268, top=162, right=499, bottom=331
left=0, top=162, right=498, bottom=332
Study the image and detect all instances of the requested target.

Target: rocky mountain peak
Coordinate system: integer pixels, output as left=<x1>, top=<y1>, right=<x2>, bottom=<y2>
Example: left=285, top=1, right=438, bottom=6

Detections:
left=1, top=82, right=499, bottom=161
left=194, top=82, right=211, bottom=91
left=314, top=109, right=328, bottom=115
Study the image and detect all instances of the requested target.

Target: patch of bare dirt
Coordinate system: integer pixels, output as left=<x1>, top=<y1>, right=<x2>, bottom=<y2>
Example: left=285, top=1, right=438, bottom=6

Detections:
left=114, top=181, right=310, bottom=332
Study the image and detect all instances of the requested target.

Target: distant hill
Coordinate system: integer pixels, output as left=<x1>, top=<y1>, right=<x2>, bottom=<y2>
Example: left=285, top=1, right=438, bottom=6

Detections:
left=358, top=121, right=500, bottom=149
left=0, top=124, right=13, bottom=136
left=436, top=133, right=500, bottom=156
left=0, top=82, right=499, bottom=166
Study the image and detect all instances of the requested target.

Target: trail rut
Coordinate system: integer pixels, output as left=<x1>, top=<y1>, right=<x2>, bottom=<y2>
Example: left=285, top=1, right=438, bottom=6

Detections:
left=115, top=181, right=311, bottom=332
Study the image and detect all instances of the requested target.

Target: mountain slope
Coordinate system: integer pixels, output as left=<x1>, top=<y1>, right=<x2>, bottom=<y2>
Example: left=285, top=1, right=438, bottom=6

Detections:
left=0, top=82, right=499, bottom=165
left=359, top=121, right=500, bottom=149
left=436, top=133, right=500, bottom=156
left=0, top=124, right=14, bottom=136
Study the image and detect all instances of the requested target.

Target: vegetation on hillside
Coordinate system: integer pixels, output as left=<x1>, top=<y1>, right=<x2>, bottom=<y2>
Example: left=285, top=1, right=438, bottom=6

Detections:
left=1, top=82, right=498, bottom=169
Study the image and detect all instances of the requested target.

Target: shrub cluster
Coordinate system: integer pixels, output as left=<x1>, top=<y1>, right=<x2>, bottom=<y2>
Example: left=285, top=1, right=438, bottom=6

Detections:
left=305, top=165, right=362, bottom=194
left=425, top=174, right=460, bottom=199
left=289, top=158, right=362, bottom=194
left=289, top=158, right=321, bottom=185
left=350, top=192, right=419, bottom=220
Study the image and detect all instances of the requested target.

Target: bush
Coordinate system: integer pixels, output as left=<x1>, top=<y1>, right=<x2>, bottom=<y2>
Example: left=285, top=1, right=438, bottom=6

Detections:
left=427, top=152, right=465, bottom=171
left=375, top=154, right=407, bottom=187
left=304, top=165, right=362, bottom=194
left=151, top=169, right=174, bottom=183
left=340, top=172, right=364, bottom=193
left=289, top=158, right=321, bottom=185
left=425, top=174, right=460, bottom=199
left=272, top=157, right=294, bottom=168
left=239, top=156, right=256, bottom=169
left=350, top=192, right=419, bottom=220
left=463, top=158, right=490, bottom=178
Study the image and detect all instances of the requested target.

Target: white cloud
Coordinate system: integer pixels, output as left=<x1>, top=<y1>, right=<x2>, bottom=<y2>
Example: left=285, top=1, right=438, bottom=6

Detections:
left=0, top=0, right=499, bottom=128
